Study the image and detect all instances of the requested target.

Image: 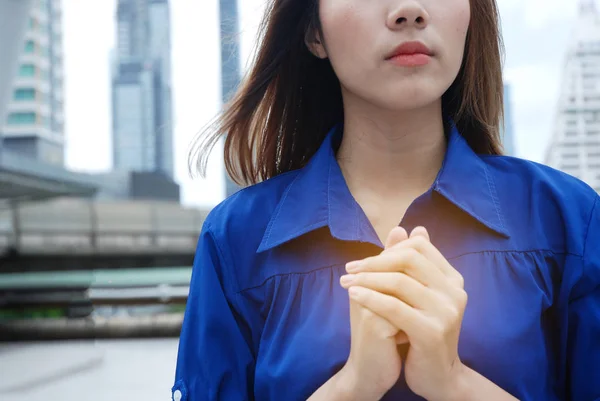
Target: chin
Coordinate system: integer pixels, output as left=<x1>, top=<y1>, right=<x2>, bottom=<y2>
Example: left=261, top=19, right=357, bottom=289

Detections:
left=357, top=77, right=446, bottom=111
left=372, top=88, right=444, bottom=112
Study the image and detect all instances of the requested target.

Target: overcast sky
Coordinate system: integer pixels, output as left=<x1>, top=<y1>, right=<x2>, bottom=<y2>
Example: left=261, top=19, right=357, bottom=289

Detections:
left=61, top=0, right=587, bottom=208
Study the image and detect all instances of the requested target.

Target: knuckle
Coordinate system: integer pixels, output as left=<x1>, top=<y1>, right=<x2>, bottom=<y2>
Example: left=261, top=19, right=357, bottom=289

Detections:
left=416, top=283, right=429, bottom=300
left=411, top=235, right=428, bottom=250
left=455, top=288, right=468, bottom=307
left=455, top=274, right=465, bottom=289
left=400, top=248, right=419, bottom=270
left=444, top=305, right=461, bottom=323
left=427, top=321, right=446, bottom=343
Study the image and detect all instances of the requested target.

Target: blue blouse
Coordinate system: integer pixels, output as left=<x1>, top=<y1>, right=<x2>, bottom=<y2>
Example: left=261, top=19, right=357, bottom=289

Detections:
left=173, top=124, right=600, bottom=401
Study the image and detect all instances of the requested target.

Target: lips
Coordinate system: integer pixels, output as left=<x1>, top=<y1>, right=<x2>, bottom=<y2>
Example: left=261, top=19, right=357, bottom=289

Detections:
left=385, top=41, right=433, bottom=60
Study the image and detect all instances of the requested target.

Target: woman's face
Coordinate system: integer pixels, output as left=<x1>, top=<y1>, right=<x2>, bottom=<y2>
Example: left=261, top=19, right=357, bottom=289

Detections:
left=314, top=0, right=471, bottom=111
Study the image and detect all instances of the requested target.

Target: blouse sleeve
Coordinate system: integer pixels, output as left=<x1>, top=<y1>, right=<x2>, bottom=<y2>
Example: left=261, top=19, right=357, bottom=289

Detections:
left=172, top=222, right=256, bottom=401
left=567, top=196, right=600, bottom=401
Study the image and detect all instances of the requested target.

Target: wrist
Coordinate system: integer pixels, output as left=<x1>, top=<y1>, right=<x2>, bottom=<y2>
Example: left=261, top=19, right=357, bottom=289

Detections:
left=334, top=364, right=384, bottom=401
left=433, top=361, right=471, bottom=401
left=334, top=364, right=363, bottom=401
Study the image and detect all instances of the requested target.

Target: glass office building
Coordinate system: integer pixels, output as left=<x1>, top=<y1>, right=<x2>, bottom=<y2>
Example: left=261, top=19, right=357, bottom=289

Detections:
left=112, top=0, right=174, bottom=179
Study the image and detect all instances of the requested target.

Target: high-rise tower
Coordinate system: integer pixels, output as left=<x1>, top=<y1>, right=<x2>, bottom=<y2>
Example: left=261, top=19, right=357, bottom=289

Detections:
left=219, top=0, right=242, bottom=198
left=1, top=0, right=65, bottom=166
left=546, top=0, right=600, bottom=192
left=111, top=0, right=174, bottom=179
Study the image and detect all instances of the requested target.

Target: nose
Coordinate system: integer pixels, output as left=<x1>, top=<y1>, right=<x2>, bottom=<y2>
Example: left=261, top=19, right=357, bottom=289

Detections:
left=387, top=2, right=430, bottom=30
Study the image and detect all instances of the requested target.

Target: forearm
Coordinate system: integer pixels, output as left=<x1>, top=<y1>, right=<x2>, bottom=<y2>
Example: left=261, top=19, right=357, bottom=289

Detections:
left=307, top=366, right=381, bottom=401
left=447, top=364, right=519, bottom=401
left=307, top=369, right=355, bottom=401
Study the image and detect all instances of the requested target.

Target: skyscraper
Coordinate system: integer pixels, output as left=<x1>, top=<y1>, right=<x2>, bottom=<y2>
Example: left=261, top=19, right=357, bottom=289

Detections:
left=112, top=0, right=174, bottom=179
left=1, top=0, right=65, bottom=166
left=502, top=84, right=516, bottom=156
left=220, top=0, right=242, bottom=198
left=546, top=0, right=600, bottom=192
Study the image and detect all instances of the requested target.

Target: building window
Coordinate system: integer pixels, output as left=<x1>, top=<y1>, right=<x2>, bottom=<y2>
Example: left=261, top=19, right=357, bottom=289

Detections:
left=583, top=73, right=600, bottom=79
left=24, top=40, right=35, bottom=53
left=39, top=92, right=50, bottom=103
left=40, top=115, right=51, bottom=128
left=560, top=164, right=579, bottom=171
left=566, top=131, right=578, bottom=137
left=18, top=64, right=36, bottom=77
left=7, top=112, right=36, bottom=125
left=13, top=88, right=36, bottom=101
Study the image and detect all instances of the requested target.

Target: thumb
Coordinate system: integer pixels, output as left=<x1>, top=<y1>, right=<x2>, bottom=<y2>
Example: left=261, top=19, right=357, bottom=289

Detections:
left=409, top=226, right=430, bottom=241
left=385, top=226, right=408, bottom=249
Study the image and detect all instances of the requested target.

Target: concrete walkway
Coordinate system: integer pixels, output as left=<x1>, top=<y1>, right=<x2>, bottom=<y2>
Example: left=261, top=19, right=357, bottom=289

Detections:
left=0, top=338, right=179, bottom=401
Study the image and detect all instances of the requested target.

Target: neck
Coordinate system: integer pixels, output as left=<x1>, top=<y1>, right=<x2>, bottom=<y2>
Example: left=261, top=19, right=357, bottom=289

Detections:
left=336, top=98, right=447, bottom=200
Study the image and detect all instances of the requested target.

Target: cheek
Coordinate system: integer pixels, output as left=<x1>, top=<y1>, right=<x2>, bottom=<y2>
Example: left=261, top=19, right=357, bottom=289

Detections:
left=456, top=7, right=470, bottom=39
left=443, top=1, right=471, bottom=69
left=319, top=1, right=371, bottom=62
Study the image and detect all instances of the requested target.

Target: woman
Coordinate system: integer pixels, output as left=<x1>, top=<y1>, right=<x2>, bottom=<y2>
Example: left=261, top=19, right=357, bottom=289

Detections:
left=173, top=0, right=600, bottom=399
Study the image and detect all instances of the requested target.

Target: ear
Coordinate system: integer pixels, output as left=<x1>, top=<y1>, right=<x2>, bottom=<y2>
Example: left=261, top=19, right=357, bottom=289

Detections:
left=305, top=30, right=328, bottom=59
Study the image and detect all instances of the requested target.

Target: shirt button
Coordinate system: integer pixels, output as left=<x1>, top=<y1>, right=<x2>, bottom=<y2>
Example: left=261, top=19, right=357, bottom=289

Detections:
left=173, top=389, right=182, bottom=401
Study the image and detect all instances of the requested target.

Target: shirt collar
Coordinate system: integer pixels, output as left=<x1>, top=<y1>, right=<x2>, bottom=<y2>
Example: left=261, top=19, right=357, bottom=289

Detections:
left=257, top=122, right=510, bottom=253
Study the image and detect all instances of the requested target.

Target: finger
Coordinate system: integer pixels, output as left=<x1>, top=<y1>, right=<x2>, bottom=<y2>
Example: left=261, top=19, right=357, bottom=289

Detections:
left=385, top=235, right=462, bottom=284
left=348, top=286, right=423, bottom=339
left=350, top=300, right=398, bottom=339
left=385, top=226, right=408, bottom=249
left=347, top=248, right=445, bottom=288
left=340, top=272, right=435, bottom=310
left=410, top=226, right=430, bottom=241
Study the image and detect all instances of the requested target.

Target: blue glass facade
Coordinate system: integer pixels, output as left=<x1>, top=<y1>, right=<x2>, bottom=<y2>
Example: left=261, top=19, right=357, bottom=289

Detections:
left=220, top=0, right=242, bottom=198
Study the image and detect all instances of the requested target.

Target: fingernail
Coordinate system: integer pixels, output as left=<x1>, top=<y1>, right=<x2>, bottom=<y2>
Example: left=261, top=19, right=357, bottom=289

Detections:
left=348, top=287, right=360, bottom=300
left=340, top=275, right=354, bottom=287
left=346, top=261, right=361, bottom=272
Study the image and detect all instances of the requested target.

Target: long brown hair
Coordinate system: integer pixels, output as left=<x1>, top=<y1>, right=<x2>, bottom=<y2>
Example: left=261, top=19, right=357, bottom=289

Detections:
left=189, top=0, right=505, bottom=186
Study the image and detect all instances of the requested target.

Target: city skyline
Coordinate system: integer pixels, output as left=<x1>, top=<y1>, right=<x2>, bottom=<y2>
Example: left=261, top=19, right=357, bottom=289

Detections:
left=61, top=0, right=585, bottom=207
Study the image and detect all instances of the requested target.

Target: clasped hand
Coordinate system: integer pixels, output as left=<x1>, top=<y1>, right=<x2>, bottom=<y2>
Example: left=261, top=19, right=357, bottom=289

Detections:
left=340, top=226, right=468, bottom=401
